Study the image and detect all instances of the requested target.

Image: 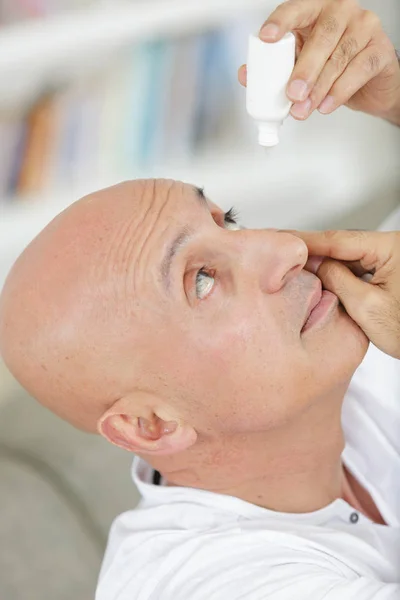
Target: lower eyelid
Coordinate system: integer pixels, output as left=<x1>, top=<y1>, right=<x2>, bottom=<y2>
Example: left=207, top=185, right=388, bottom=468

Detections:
left=225, top=223, right=242, bottom=231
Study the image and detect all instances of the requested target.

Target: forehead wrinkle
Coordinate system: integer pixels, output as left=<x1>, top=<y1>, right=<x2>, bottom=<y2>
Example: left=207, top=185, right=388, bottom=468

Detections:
left=134, top=179, right=177, bottom=272
left=94, top=181, right=158, bottom=309
left=122, top=180, right=181, bottom=301
left=122, top=180, right=177, bottom=305
left=120, top=180, right=158, bottom=284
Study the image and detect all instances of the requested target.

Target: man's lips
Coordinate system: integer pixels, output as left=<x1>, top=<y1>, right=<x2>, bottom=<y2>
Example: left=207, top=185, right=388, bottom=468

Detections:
left=303, top=280, right=322, bottom=325
left=301, top=280, right=339, bottom=334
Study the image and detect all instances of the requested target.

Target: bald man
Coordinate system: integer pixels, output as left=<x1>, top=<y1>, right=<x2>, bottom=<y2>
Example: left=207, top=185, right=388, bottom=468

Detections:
left=1, top=178, right=399, bottom=600
left=1, top=0, right=400, bottom=595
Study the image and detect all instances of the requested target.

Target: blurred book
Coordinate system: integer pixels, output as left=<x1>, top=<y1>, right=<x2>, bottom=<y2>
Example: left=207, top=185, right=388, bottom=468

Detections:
left=159, top=35, right=204, bottom=164
left=124, top=40, right=171, bottom=174
left=0, top=0, right=96, bottom=24
left=16, top=93, right=58, bottom=195
left=0, top=115, right=26, bottom=200
left=70, top=79, right=103, bottom=189
left=0, top=25, right=249, bottom=201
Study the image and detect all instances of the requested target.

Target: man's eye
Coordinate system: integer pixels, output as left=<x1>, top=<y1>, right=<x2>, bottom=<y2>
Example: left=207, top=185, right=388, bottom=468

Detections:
left=196, top=269, right=215, bottom=300
left=224, top=207, right=241, bottom=231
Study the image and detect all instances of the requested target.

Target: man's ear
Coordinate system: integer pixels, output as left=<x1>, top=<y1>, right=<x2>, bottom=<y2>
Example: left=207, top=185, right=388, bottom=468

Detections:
left=97, top=392, right=197, bottom=456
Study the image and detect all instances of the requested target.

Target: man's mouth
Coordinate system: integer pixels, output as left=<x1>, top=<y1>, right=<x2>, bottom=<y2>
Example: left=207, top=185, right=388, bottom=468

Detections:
left=301, top=280, right=339, bottom=334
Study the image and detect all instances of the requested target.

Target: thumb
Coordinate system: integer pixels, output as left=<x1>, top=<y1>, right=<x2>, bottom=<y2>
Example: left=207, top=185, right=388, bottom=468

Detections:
left=317, top=259, right=375, bottom=324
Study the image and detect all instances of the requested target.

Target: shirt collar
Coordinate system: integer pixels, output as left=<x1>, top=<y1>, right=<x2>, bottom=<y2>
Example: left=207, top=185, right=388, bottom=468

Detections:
left=131, top=455, right=355, bottom=525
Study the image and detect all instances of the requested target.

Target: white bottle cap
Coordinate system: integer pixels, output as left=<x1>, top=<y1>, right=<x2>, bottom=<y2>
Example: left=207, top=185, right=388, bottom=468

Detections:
left=257, top=121, right=282, bottom=146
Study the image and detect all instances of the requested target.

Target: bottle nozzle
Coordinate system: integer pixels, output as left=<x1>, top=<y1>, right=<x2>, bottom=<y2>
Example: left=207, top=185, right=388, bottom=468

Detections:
left=257, top=122, right=281, bottom=147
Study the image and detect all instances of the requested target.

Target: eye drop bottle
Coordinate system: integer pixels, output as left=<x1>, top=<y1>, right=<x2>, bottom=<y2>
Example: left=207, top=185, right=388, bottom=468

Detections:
left=246, top=32, right=296, bottom=147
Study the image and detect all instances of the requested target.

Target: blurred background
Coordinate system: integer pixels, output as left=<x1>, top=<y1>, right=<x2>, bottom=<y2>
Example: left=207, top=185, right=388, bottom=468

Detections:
left=0, top=0, right=399, bottom=598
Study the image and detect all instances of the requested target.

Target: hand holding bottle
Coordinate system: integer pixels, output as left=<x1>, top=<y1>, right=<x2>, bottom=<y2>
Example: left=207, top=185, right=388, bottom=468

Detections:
left=239, top=0, right=400, bottom=126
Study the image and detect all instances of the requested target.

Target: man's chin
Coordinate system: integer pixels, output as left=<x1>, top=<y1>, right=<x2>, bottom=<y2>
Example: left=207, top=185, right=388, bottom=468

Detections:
left=309, top=305, right=369, bottom=382
left=305, top=301, right=368, bottom=357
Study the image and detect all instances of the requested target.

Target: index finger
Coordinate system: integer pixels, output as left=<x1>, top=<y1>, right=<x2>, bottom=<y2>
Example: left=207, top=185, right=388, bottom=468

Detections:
left=285, top=230, right=389, bottom=270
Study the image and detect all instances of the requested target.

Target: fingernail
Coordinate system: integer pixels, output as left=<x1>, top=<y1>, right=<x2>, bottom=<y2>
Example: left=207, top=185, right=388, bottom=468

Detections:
left=290, top=99, right=312, bottom=119
left=318, top=95, right=335, bottom=114
left=306, top=256, right=324, bottom=274
left=260, top=23, right=280, bottom=40
left=287, top=79, right=309, bottom=102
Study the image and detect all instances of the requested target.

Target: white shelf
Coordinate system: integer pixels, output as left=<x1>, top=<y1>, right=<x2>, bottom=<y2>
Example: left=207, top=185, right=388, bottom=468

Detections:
left=0, top=0, right=268, bottom=109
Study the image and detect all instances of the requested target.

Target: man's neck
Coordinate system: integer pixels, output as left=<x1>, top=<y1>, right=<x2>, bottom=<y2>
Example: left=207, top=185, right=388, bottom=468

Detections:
left=157, top=385, right=348, bottom=515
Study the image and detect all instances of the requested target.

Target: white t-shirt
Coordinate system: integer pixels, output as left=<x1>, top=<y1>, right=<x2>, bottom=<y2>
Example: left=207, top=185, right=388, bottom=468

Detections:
left=96, top=210, right=400, bottom=600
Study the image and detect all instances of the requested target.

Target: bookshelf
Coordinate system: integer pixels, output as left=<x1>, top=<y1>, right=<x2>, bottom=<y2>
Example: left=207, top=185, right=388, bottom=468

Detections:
left=0, top=0, right=268, bottom=110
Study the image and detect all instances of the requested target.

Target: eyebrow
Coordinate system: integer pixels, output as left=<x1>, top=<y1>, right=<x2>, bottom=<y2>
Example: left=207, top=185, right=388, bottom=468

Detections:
left=194, top=186, right=208, bottom=207
left=160, top=186, right=208, bottom=292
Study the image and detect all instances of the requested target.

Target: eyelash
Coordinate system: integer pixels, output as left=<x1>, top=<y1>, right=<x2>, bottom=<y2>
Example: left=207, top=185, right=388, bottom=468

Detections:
left=224, top=206, right=239, bottom=227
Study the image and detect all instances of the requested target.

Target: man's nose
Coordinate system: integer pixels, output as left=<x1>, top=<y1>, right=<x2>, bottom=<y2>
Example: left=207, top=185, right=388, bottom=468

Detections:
left=236, top=230, right=308, bottom=294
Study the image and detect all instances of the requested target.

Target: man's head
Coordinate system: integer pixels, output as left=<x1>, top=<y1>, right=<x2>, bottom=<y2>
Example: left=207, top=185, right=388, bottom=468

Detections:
left=0, top=179, right=367, bottom=469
